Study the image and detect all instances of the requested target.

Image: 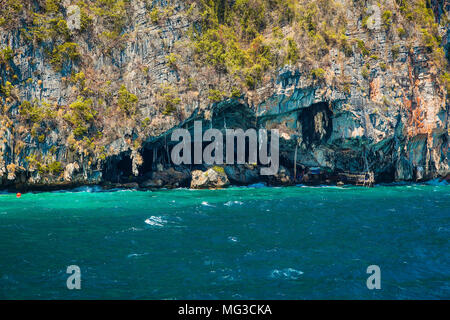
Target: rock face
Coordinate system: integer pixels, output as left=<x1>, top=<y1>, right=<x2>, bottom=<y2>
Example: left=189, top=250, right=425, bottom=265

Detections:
left=191, top=168, right=230, bottom=189
left=266, top=166, right=293, bottom=186
left=141, top=167, right=190, bottom=189
left=66, top=5, right=81, bottom=31
left=0, top=1, right=448, bottom=190
left=224, top=165, right=259, bottom=185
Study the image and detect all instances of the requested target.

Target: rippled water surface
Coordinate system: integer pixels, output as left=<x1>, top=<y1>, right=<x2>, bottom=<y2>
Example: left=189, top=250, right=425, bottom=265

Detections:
left=0, top=184, right=449, bottom=299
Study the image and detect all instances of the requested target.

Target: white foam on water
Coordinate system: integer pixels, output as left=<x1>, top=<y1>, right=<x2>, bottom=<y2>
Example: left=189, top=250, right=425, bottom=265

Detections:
left=201, top=201, right=215, bottom=207
left=220, top=274, right=236, bottom=281
left=144, top=216, right=166, bottom=227
left=270, top=268, right=304, bottom=280
left=127, top=253, right=149, bottom=258
left=116, top=226, right=144, bottom=234
left=227, top=236, right=239, bottom=243
left=224, top=200, right=244, bottom=206
left=71, top=185, right=103, bottom=193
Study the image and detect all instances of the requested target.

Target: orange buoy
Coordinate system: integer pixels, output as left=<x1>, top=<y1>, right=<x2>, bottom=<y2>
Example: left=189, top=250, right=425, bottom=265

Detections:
left=16, top=193, right=21, bottom=198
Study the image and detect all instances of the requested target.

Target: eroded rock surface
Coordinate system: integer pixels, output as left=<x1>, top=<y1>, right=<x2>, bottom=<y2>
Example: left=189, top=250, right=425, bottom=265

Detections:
left=191, top=168, right=230, bottom=189
left=0, top=1, right=448, bottom=190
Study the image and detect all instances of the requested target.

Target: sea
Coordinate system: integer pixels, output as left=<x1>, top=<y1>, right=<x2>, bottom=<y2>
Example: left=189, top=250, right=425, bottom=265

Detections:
left=0, top=183, right=448, bottom=299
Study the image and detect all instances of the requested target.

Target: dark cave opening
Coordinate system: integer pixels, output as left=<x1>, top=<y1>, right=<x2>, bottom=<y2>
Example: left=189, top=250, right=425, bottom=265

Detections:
left=376, top=164, right=396, bottom=183
left=117, top=156, right=133, bottom=178
left=137, top=130, right=260, bottom=177
left=138, top=143, right=175, bottom=178
left=298, top=102, right=333, bottom=147
left=140, top=146, right=155, bottom=176
left=103, top=153, right=133, bottom=182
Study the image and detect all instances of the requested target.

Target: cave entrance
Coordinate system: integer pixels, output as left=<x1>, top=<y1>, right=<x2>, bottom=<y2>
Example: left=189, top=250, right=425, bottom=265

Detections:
left=103, top=153, right=133, bottom=182
left=140, top=146, right=155, bottom=176
left=139, top=143, right=173, bottom=177
left=298, top=102, right=333, bottom=147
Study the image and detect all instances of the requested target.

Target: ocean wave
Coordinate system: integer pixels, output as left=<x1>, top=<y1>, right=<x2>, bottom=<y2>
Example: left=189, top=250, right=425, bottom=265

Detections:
left=270, top=268, right=304, bottom=280
left=201, top=201, right=215, bottom=207
left=127, top=253, right=149, bottom=258
left=115, top=226, right=144, bottom=234
left=296, top=184, right=342, bottom=188
left=71, top=186, right=104, bottom=193
left=224, top=200, right=244, bottom=206
left=144, top=216, right=166, bottom=227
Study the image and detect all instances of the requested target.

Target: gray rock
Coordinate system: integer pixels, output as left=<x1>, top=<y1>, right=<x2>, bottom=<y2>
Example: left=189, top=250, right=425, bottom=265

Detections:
left=191, top=168, right=230, bottom=189
left=224, top=165, right=259, bottom=185
left=67, top=6, right=81, bottom=32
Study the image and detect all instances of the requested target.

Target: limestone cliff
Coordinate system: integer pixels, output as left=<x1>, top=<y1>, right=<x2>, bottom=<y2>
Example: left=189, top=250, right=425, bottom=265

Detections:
left=0, top=0, right=448, bottom=190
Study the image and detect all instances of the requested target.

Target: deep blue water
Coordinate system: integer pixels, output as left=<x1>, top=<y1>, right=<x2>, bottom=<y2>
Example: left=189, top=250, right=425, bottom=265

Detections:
left=0, top=184, right=449, bottom=299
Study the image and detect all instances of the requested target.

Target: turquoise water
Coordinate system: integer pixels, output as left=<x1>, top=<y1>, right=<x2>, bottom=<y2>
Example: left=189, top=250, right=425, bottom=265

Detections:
left=0, top=184, right=449, bottom=299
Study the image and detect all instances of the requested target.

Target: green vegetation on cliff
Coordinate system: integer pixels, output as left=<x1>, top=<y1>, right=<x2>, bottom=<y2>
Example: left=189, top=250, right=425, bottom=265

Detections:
left=0, top=0, right=448, bottom=186
left=118, top=85, right=138, bottom=116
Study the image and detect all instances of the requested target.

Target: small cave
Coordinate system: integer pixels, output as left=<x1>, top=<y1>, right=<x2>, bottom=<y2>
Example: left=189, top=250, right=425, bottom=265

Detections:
left=139, top=146, right=155, bottom=177
left=298, top=102, right=333, bottom=147
left=138, top=143, right=175, bottom=179
left=376, top=164, right=396, bottom=183
left=102, top=153, right=133, bottom=183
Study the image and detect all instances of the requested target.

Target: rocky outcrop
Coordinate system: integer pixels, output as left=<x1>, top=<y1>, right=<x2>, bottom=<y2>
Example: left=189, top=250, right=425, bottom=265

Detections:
left=224, top=165, right=259, bottom=185
left=191, top=167, right=230, bottom=189
left=266, top=166, right=294, bottom=186
left=141, top=167, right=190, bottom=189
left=0, top=1, right=448, bottom=190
